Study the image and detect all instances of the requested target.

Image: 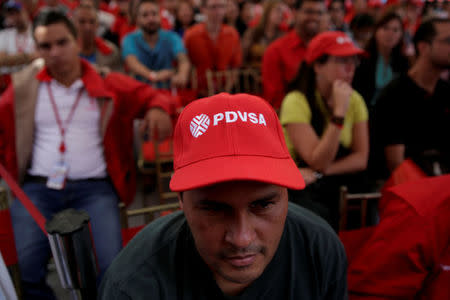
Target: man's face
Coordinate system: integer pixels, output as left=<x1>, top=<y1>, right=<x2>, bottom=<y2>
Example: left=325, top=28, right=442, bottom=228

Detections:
left=137, top=2, right=160, bottom=35
left=204, top=0, right=227, bottom=26
left=329, top=1, right=345, bottom=27
left=5, top=9, right=28, bottom=31
left=180, top=181, right=288, bottom=293
left=34, top=23, right=80, bottom=75
left=73, top=7, right=98, bottom=43
left=428, top=22, right=450, bottom=69
left=296, top=1, right=326, bottom=40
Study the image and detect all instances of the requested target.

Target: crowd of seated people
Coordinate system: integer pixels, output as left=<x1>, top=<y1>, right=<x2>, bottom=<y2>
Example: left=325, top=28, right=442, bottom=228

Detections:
left=0, top=0, right=449, bottom=299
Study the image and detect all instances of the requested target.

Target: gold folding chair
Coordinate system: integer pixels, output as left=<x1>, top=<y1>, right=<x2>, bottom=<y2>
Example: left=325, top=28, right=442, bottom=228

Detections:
left=205, top=69, right=240, bottom=96
left=234, top=67, right=262, bottom=95
left=339, top=186, right=381, bottom=231
left=138, top=135, right=178, bottom=203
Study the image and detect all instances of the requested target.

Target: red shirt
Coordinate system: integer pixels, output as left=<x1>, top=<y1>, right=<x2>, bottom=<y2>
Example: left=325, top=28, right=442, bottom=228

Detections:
left=348, top=175, right=450, bottom=300
left=262, top=30, right=306, bottom=109
left=184, top=23, right=242, bottom=95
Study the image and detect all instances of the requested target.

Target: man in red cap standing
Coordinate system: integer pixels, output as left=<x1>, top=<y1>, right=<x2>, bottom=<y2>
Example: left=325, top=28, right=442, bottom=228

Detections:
left=99, top=93, right=348, bottom=299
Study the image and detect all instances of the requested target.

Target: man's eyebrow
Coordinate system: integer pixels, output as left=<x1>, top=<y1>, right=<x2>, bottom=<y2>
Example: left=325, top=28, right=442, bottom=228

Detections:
left=252, top=191, right=280, bottom=203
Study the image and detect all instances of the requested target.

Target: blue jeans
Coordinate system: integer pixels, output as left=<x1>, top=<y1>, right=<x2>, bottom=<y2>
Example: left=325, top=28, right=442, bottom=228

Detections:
left=10, top=179, right=123, bottom=300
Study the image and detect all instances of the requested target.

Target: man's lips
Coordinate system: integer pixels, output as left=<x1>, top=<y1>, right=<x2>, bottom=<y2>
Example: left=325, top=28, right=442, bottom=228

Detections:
left=224, top=254, right=257, bottom=267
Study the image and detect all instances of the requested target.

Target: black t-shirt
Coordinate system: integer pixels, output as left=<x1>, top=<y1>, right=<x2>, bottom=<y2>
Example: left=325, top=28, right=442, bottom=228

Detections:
left=374, top=75, right=450, bottom=161
left=99, top=203, right=348, bottom=300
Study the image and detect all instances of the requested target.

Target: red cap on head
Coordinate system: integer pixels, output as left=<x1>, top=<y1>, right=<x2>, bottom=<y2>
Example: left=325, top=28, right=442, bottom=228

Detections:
left=169, top=93, right=305, bottom=192
left=304, top=31, right=366, bottom=64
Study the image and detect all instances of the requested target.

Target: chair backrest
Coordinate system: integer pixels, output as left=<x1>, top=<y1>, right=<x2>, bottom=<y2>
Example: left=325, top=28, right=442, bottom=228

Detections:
left=119, top=202, right=180, bottom=246
left=339, top=186, right=381, bottom=232
left=205, top=68, right=262, bottom=96
left=138, top=137, right=177, bottom=204
left=205, top=69, right=239, bottom=96
left=234, top=67, right=262, bottom=95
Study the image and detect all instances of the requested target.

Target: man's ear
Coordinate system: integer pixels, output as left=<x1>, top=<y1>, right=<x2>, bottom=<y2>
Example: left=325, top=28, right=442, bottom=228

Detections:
left=178, top=192, right=184, bottom=209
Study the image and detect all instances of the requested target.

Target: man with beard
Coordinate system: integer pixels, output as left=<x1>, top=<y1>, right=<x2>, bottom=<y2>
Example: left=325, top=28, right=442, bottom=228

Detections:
left=373, top=18, right=450, bottom=174
left=99, top=93, right=348, bottom=299
left=73, top=1, right=121, bottom=71
left=122, top=0, right=190, bottom=89
left=262, top=0, right=326, bottom=109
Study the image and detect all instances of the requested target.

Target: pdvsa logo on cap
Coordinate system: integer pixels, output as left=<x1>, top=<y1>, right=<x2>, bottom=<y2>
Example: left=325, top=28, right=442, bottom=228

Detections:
left=189, top=111, right=267, bottom=138
left=190, top=114, right=210, bottom=138
left=336, top=36, right=352, bottom=44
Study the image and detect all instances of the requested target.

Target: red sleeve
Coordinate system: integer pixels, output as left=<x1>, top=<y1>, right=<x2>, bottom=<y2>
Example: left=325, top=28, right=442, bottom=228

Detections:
left=262, top=43, right=284, bottom=109
left=348, top=192, right=436, bottom=299
left=0, top=85, right=18, bottom=179
left=103, top=72, right=176, bottom=118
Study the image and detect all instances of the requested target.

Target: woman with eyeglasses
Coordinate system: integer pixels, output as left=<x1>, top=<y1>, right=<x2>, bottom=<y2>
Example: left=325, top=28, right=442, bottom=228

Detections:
left=280, top=31, right=369, bottom=230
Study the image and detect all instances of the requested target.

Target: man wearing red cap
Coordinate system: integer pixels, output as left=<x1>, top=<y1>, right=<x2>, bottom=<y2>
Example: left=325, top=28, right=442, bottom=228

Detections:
left=99, top=93, right=348, bottom=299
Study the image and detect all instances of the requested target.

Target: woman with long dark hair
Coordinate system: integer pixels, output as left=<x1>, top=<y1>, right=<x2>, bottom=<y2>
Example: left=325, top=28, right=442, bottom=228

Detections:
left=353, top=11, right=409, bottom=108
left=280, top=31, right=369, bottom=230
left=241, top=0, right=285, bottom=68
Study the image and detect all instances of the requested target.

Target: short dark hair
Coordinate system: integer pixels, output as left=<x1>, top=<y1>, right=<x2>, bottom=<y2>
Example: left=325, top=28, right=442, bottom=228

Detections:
left=413, top=17, right=450, bottom=55
left=295, top=0, right=325, bottom=10
left=350, top=13, right=375, bottom=31
left=136, top=0, right=159, bottom=12
left=328, top=0, right=345, bottom=11
left=33, top=9, right=77, bottom=39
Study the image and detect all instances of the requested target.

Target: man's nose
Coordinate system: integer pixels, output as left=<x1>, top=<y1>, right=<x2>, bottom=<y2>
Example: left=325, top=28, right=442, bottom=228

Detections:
left=224, top=212, right=256, bottom=249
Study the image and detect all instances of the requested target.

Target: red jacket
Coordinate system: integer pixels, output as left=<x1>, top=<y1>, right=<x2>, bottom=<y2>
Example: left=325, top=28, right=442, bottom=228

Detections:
left=348, top=175, right=450, bottom=299
left=0, top=59, right=174, bottom=205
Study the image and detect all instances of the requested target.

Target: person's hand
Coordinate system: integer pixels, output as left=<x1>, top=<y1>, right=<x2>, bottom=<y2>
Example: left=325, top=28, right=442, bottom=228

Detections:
left=331, top=79, right=352, bottom=117
left=29, top=52, right=40, bottom=60
left=171, top=72, right=188, bottom=88
left=140, top=108, right=173, bottom=142
left=299, top=168, right=320, bottom=186
left=155, top=69, right=176, bottom=82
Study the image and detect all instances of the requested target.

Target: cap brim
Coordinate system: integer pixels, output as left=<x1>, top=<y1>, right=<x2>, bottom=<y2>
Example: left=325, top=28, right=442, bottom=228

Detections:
left=170, top=155, right=305, bottom=192
left=330, top=47, right=367, bottom=58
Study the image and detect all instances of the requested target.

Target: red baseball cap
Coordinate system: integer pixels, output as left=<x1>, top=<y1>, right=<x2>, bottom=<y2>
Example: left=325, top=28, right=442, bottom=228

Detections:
left=304, top=31, right=366, bottom=64
left=169, top=93, right=305, bottom=192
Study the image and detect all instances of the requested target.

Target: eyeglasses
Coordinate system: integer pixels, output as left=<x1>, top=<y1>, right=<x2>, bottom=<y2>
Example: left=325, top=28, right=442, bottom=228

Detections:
left=329, top=56, right=361, bottom=67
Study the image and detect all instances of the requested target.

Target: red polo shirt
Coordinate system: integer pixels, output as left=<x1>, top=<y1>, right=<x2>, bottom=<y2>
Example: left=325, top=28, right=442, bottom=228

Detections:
left=348, top=175, right=450, bottom=300
left=262, top=30, right=307, bottom=109
left=184, top=23, right=242, bottom=96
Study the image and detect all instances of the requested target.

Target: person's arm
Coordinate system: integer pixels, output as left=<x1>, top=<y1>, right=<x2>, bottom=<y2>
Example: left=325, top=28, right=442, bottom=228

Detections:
left=171, top=52, right=190, bottom=88
left=104, top=72, right=174, bottom=141
left=286, top=122, right=342, bottom=172
left=385, top=144, right=405, bottom=172
left=323, top=121, right=369, bottom=176
left=348, top=191, right=437, bottom=299
left=124, top=55, right=154, bottom=81
left=0, top=51, right=37, bottom=67
left=286, top=80, right=352, bottom=172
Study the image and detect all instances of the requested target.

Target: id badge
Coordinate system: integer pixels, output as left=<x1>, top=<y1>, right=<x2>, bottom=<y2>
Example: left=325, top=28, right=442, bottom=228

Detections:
left=46, top=161, right=69, bottom=190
